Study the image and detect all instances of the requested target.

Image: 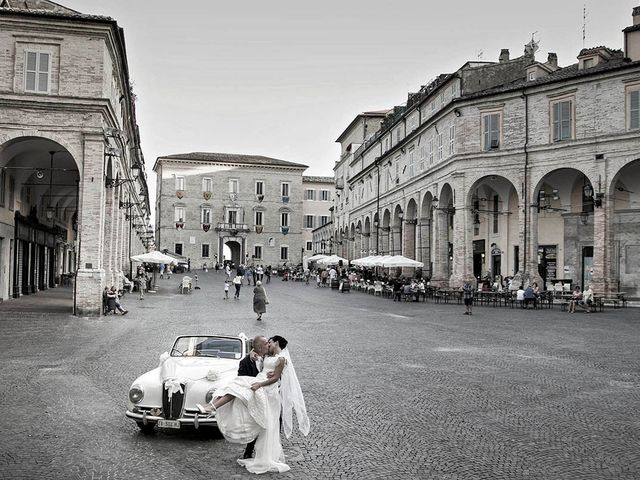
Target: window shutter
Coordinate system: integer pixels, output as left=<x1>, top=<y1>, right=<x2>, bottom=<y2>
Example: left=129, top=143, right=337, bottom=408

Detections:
left=630, top=90, right=640, bottom=130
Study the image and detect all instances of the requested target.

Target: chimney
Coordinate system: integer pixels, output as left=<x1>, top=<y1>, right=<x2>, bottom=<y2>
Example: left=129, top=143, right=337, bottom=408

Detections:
left=547, top=53, right=558, bottom=69
left=499, top=49, right=510, bottom=63
left=624, top=6, right=640, bottom=61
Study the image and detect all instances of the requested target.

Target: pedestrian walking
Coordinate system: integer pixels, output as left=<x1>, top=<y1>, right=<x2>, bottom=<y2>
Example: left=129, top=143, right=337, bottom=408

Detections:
left=253, top=281, right=268, bottom=321
left=265, top=265, right=271, bottom=284
left=225, top=263, right=231, bottom=281
left=159, top=263, right=165, bottom=279
left=316, top=270, right=321, bottom=287
left=233, top=274, right=243, bottom=299
left=463, top=279, right=474, bottom=315
left=137, top=272, right=146, bottom=300
left=304, top=267, right=310, bottom=285
left=223, top=280, right=230, bottom=300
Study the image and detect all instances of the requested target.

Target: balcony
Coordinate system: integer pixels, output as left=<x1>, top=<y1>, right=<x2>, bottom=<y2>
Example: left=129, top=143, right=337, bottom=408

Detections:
left=215, top=223, right=250, bottom=235
left=335, top=178, right=344, bottom=190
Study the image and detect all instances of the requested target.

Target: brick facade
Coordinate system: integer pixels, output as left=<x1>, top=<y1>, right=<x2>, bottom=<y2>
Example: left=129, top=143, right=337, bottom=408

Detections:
left=335, top=8, right=640, bottom=299
left=0, top=3, right=151, bottom=314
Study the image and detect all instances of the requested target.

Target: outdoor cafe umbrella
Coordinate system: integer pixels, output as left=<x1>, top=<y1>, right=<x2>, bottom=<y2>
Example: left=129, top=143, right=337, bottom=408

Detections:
left=381, top=255, right=424, bottom=268
left=351, top=255, right=376, bottom=266
left=130, top=251, right=178, bottom=265
left=317, top=254, right=348, bottom=267
left=307, top=254, right=329, bottom=262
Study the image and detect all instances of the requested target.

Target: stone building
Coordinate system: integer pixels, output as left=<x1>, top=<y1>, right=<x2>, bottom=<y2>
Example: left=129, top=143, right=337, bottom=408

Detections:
left=153, top=153, right=308, bottom=269
left=0, top=1, right=152, bottom=315
left=335, top=6, right=640, bottom=298
left=302, top=176, right=335, bottom=254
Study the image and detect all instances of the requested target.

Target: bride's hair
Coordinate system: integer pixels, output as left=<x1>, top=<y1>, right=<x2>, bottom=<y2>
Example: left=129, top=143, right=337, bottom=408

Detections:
left=270, top=335, right=288, bottom=349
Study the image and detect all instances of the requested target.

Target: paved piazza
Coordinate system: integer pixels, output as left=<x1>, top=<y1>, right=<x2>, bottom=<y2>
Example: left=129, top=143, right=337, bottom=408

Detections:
left=0, top=272, right=639, bottom=480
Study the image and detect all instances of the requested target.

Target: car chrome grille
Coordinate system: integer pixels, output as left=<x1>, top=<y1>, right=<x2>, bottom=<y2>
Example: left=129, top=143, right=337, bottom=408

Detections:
left=162, top=381, right=186, bottom=419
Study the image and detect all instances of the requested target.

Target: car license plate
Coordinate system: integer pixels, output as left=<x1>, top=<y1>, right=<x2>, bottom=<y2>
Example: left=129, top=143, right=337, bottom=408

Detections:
left=157, top=419, right=180, bottom=429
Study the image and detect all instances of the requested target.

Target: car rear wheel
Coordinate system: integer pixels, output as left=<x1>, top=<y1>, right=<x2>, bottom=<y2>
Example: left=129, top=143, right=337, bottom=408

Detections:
left=136, top=421, right=155, bottom=434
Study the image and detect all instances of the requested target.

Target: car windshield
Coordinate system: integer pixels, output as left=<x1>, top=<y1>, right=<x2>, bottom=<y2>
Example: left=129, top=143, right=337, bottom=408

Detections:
left=171, top=336, right=243, bottom=359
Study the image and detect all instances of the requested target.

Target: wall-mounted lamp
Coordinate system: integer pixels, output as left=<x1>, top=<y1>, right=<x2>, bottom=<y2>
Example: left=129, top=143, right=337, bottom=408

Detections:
left=355, top=226, right=361, bottom=234
left=454, top=108, right=461, bottom=117
left=579, top=210, right=589, bottom=225
left=398, top=209, right=404, bottom=221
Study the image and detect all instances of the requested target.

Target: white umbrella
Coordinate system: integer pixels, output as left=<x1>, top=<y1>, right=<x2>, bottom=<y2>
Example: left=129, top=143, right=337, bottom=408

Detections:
left=351, top=255, right=375, bottom=266
left=364, top=255, right=394, bottom=267
left=317, top=255, right=349, bottom=266
left=131, top=251, right=179, bottom=265
left=381, top=255, right=424, bottom=268
left=307, top=254, right=329, bottom=262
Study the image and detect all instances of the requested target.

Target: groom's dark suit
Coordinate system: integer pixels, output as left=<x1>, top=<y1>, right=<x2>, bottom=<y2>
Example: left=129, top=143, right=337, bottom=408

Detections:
left=238, top=354, right=259, bottom=458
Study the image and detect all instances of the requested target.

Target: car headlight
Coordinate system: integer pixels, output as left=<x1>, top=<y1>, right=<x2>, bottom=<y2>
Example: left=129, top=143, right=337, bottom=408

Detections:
left=205, top=388, right=217, bottom=404
left=129, top=385, right=144, bottom=404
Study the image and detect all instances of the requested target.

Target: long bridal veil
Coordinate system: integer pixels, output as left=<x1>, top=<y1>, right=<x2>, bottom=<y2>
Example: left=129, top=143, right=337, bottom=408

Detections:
left=280, top=347, right=310, bottom=438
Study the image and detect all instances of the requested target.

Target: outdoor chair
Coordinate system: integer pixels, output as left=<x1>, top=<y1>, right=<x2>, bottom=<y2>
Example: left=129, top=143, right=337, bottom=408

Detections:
left=180, top=276, right=192, bottom=294
left=373, top=281, right=383, bottom=296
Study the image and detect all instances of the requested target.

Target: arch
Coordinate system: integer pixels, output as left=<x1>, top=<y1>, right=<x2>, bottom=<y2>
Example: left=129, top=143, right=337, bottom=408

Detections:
left=406, top=198, right=418, bottom=221
left=420, top=191, right=434, bottom=221
left=224, top=240, right=242, bottom=266
left=0, top=132, right=83, bottom=174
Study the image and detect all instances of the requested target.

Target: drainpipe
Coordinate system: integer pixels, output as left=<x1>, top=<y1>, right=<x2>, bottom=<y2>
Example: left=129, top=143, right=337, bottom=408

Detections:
left=522, top=87, right=529, bottom=276
left=376, top=157, right=381, bottom=254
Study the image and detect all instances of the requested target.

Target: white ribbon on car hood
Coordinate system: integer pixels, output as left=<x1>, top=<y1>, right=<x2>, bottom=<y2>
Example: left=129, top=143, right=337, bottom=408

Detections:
left=164, top=377, right=185, bottom=396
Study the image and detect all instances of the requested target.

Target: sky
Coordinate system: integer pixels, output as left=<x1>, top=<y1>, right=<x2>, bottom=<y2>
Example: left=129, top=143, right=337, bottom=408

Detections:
left=60, top=0, right=638, bottom=208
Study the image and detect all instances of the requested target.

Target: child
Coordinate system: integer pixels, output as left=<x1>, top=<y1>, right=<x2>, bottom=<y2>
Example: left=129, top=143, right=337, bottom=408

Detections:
left=224, top=280, right=229, bottom=300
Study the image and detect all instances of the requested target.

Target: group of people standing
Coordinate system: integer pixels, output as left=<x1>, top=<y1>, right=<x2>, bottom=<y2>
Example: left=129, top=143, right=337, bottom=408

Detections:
left=198, top=335, right=310, bottom=474
left=223, top=265, right=271, bottom=321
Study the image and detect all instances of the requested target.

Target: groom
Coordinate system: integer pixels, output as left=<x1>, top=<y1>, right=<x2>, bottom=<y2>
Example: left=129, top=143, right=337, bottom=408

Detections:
left=238, top=335, right=268, bottom=459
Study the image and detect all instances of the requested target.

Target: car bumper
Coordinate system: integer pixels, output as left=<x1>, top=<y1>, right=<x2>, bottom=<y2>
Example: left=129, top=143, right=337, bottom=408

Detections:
left=125, top=409, right=217, bottom=429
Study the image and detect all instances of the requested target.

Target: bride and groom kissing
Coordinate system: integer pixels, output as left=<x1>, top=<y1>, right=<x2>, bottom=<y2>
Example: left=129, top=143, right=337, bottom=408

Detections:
left=197, top=335, right=309, bottom=474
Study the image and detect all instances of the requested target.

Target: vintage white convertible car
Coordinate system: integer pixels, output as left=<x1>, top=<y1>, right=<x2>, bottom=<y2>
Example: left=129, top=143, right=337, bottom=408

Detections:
left=125, top=334, right=250, bottom=433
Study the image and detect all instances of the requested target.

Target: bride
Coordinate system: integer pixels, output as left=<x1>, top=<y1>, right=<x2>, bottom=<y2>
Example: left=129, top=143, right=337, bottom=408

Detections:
left=198, top=335, right=309, bottom=474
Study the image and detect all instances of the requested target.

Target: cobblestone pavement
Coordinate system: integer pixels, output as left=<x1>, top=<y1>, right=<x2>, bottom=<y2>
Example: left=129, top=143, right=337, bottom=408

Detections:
left=1, top=271, right=639, bottom=480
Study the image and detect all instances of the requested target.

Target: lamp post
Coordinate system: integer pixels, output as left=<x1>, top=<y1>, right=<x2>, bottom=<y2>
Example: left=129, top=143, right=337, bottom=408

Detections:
left=46, top=151, right=56, bottom=221
left=373, top=220, right=379, bottom=255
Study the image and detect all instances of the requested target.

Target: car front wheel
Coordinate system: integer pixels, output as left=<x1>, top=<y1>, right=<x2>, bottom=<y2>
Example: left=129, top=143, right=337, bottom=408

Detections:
left=136, top=421, right=155, bottom=434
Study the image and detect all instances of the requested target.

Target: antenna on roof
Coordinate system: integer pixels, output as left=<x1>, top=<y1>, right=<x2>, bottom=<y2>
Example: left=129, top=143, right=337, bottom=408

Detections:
left=582, top=3, right=587, bottom=48
left=476, top=49, right=484, bottom=60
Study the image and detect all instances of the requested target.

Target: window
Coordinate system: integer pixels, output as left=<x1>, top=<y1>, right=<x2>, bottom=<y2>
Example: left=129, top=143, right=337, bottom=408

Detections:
left=528, top=71, right=536, bottom=81
left=201, top=244, right=210, bottom=258
left=305, top=189, right=315, bottom=200
left=304, top=215, right=314, bottom=229
left=0, top=169, right=5, bottom=207
left=280, top=212, right=289, bottom=227
left=419, top=145, right=426, bottom=171
left=429, top=137, right=434, bottom=164
left=320, top=190, right=330, bottom=201
left=8, top=176, right=14, bottom=211
left=281, top=183, right=290, bottom=197
left=254, top=211, right=263, bottom=226
left=320, top=215, right=329, bottom=226
left=306, top=241, right=313, bottom=251
left=482, top=112, right=501, bottom=150
left=255, top=181, right=264, bottom=195
left=552, top=100, right=573, bottom=142
left=437, top=132, right=443, bottom=161
left=175, top=176, right=185, bottom=190
left=629, top=88, right=640, bottom=130
left=174, top=206, right=185, bottom=222
left=201, top=207, right=211, bottom=224
left=254, top=245, right=263, bottom=259
left=408, top=148, right=415, bottom=176
left=395, top=158, right=400, bottom=183
left=384, top=137, right=389, bottom=152
left=202, top=177, right=212, bottom=192
left=227, top=210, right=237, bottom=224
left=25, top=51, right=50, bottom=93
left=583, top=58, right=594, bottom=69
left=280, top=246, right=289, bottom=260
left=175, top=243, right=183, bottom=256
left=229, top=179, right=239, bottom=193
left=449, top=125, right=455, bottom=156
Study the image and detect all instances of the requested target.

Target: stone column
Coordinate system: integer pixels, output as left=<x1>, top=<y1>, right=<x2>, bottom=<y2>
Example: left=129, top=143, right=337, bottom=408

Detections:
left=590, top=199, right=613, bottom=295
left=450, top=204, right=472, bottom=287
left=431, top=210, right=449, bottom=286
left=75, top=134, right=106, bottom=316
left=381, top=227, right=390, bottom=255
left=404, top=220, right=417, bottom=259
left=418, top=218, right=432, bottom=277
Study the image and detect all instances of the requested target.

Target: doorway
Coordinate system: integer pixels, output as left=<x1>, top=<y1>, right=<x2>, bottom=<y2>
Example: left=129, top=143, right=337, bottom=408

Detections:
left=582, top=246, right=594, bottom=288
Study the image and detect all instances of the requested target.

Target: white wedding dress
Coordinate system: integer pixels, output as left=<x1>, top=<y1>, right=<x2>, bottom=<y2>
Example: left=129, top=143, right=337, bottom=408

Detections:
left=215, top=353, right=290, bottom=474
